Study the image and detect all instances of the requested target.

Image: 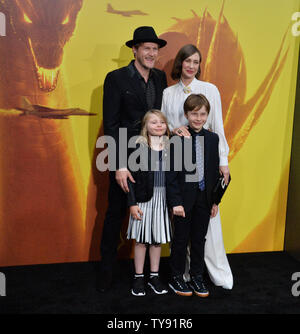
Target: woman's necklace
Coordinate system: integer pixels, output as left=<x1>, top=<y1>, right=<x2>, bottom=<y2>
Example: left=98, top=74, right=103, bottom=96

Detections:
left=181, top=77, right=193, bottom=94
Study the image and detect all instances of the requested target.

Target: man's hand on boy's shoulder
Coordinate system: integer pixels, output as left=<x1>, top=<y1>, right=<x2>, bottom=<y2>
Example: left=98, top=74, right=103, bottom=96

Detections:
left=173, top=205, right=185, bottom=218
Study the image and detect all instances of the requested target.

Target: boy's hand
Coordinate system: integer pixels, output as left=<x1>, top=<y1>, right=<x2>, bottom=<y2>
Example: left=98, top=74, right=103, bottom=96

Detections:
left=130, top=205, right=143, bottom=221
left=173, top=205, right=185, bottom=217
left=210, top=204, right=218, bottom=218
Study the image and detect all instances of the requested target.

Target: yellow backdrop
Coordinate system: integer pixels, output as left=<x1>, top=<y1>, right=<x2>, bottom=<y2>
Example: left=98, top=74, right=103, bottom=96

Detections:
left=0, top=0, right=299, bottom=266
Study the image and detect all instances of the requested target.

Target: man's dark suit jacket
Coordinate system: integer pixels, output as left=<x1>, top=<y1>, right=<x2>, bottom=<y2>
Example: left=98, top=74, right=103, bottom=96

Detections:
left=103, top=61, right=167, bottom=169
left=166, top=127, right=220, bottom=212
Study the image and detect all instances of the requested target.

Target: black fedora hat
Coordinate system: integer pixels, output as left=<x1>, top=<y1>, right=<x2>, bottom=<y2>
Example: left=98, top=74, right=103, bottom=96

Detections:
left=125, top=26, right=167, bottom=48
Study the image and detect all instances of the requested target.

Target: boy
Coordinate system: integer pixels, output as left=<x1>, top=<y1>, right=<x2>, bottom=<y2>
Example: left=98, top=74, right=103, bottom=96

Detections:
left=166, top=94, right=220, bottom=297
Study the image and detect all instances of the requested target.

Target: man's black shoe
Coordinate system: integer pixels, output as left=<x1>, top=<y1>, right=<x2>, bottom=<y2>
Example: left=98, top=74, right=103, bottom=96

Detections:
left=189, top=274, right=209, bottom=297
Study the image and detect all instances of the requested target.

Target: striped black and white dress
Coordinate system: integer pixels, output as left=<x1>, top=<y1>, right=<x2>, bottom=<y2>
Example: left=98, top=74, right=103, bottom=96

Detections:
left=127, top=150, right=172, bottom=245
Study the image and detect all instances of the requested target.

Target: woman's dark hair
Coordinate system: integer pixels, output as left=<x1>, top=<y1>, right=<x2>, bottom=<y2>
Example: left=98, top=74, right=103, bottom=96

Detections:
left=171, top=44, right=202, bottom=80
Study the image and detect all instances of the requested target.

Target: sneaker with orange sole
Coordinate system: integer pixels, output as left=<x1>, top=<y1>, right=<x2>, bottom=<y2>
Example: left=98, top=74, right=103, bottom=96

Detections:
left=169, top=275, right=193, bottom=296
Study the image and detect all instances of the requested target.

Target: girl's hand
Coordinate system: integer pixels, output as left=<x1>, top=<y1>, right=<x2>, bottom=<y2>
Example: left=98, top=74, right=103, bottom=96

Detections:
left=130, top=205, right=143, bottom=221
left=210, top=204, right=218, bottom=218
left=173, top=126, right=190, bottom=137
left=173, top=205, right=185, bottom=217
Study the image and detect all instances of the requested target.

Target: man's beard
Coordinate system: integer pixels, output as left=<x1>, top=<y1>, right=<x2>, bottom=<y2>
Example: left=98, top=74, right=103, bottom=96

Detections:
left=136, top=55, right=155, bottom=70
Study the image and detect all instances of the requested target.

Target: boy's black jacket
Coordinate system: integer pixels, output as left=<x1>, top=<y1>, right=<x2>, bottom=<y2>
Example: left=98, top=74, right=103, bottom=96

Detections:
left=166, top=127, right=220, bottom=211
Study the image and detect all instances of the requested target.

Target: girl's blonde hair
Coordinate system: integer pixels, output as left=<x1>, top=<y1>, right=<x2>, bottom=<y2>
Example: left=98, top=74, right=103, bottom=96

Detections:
left=137, top=109, right=170, bottom=147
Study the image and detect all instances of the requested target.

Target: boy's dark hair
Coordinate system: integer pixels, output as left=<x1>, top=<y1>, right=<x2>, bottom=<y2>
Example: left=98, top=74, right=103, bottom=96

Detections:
left=184, top=94, right=210, bottom=114
left=171, top=44, right=202, bottom=80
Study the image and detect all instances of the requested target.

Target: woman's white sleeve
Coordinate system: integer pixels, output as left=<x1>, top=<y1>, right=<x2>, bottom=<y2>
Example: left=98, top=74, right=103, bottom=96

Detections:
left=161, top=90, right=175, bottom=132
left=210, top=86, right=229, bottom=166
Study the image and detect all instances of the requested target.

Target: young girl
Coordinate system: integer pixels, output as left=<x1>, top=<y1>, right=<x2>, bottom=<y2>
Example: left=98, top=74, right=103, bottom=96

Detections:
left=127, top=110, right=171, bottom=296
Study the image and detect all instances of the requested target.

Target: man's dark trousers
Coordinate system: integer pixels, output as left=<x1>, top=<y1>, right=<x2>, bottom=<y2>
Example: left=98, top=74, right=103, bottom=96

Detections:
left=100, top=172, right=127, bottom=272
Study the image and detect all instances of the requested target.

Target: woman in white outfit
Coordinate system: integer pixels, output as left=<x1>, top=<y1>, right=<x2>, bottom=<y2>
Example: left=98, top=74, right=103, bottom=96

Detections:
left=161, top=44, right=233, bottom=289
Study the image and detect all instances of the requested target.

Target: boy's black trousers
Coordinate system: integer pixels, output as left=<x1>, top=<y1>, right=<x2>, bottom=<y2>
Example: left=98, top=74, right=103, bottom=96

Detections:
left=170, top=189, right=211, bottom=277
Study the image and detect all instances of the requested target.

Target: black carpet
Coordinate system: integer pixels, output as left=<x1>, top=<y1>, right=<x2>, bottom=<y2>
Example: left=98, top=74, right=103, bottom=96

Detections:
left=0, top=251, right=299, bottom=314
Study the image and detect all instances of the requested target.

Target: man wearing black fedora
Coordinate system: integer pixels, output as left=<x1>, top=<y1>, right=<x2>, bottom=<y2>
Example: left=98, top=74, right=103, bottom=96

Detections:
left=98, top=26, right=167, bottom=292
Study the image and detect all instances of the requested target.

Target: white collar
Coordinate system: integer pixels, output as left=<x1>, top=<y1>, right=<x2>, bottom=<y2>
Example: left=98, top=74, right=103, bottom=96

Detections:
left=179, top=77, right=198, bottom=92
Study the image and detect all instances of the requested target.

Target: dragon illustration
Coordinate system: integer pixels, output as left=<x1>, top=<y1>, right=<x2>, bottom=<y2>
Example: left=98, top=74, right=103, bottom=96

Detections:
left=88, top=2, right=290, bottom=259
left=157, top=2, right=288, bottom=161
left=0, top=0, right=290, bottom=265
left=0, top=0, right=89, bottom=266
left=154, top=1, right=289, bottom=252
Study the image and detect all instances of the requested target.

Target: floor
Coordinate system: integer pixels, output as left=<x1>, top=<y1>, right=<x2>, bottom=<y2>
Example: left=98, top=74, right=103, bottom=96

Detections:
left=0, top=251, right=299, bottom=314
